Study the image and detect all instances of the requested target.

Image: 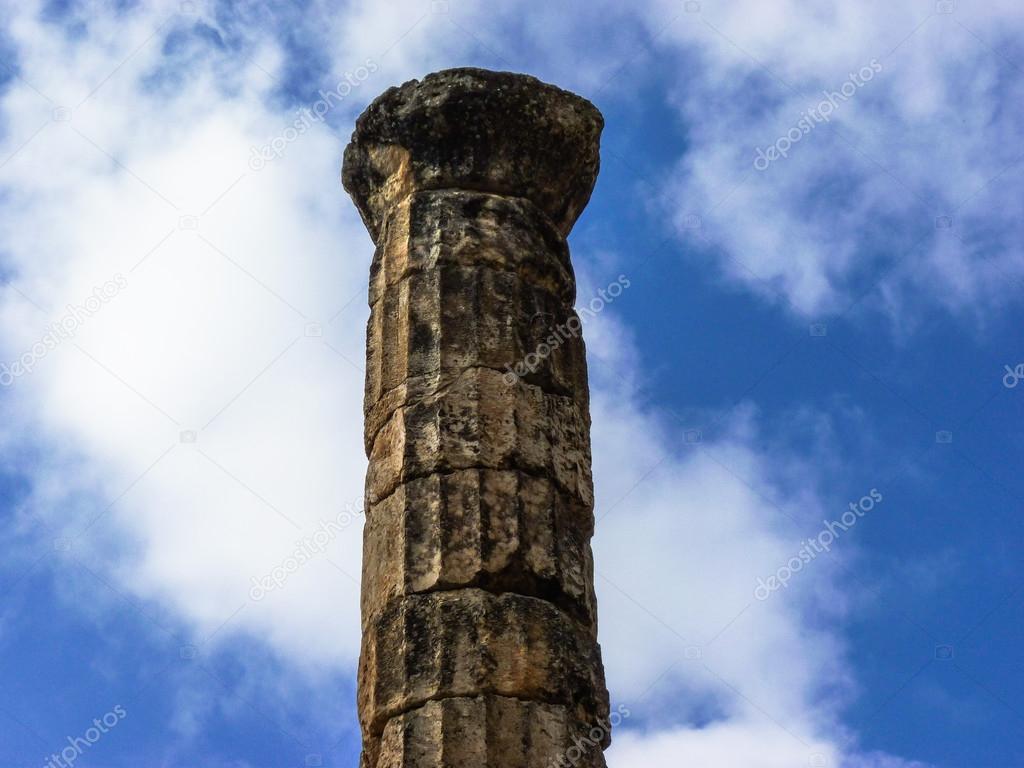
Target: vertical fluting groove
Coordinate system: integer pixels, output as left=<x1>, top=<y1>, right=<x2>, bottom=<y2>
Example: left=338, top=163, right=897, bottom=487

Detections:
left=345, top=68, right=608, bottom=768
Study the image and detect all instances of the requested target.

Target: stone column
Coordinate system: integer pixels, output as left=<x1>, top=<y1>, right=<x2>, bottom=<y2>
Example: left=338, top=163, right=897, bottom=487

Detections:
left=343, top=68, right=609, bottom=768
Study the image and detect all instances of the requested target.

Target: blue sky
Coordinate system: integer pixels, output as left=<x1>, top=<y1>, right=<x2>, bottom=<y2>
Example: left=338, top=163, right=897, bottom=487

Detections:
left=0, top=1, right=1021, bottom=766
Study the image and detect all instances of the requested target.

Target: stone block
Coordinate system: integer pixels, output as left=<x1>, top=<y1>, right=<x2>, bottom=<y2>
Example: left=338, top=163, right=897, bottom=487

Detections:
left=364, top=257, right=588, bottom=450
left=358, top=589, right=608, bottom=741
left=361, top=469, right=596, bottom=629
left=369, top=189, right=575, bottom=307
left=365, top=695, right=608, bottom=768
left=365, top=368, right=593, bottom=508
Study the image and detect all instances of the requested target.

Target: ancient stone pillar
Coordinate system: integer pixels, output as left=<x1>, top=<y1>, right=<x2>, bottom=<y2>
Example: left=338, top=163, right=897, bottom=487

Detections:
left=343, top=68, right=609, bottom=768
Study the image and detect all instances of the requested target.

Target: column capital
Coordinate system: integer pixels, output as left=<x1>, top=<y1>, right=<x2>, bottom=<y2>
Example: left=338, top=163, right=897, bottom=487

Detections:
left=342, top=67, right=603, bottom=242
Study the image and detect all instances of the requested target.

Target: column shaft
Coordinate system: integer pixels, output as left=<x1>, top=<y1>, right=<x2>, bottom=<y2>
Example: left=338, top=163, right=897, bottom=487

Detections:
left=344, top=68, right=608, bottom=768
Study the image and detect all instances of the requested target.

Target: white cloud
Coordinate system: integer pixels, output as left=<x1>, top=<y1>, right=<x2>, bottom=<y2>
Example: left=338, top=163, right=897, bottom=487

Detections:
left=584, top=308, right=909, bottom=767
left=642, top=0, right=1024, bottom=320
left=610, top=718, right=928, bottom=768
left=0, top=2, right=936, bottom=766
left=610, top=719, right=837, bottom=768
left=0, top=0, right=371, bottom=667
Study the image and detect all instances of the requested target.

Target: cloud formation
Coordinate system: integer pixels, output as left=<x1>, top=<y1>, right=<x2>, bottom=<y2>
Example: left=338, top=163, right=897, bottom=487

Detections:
left=647, top=0, right=1024, bottom=321
left=0, top=2, right=957, bottom=766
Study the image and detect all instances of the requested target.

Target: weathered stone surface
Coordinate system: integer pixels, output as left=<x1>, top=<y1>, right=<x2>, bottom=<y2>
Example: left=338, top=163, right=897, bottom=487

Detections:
left=365, top=367, right=593, bottom=508
left=364, top=256, right=588, bottom=450
left=365, top=695, right=608, bottom=768
left=361, top=469, right=596, bottom=629
left=358, top=589, right=609, bottom=740
left=370, top=190, right=575, bottom=307
left=342, top=68, right=603, bottom=242
left=346, top=68, right=608, bottom=768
